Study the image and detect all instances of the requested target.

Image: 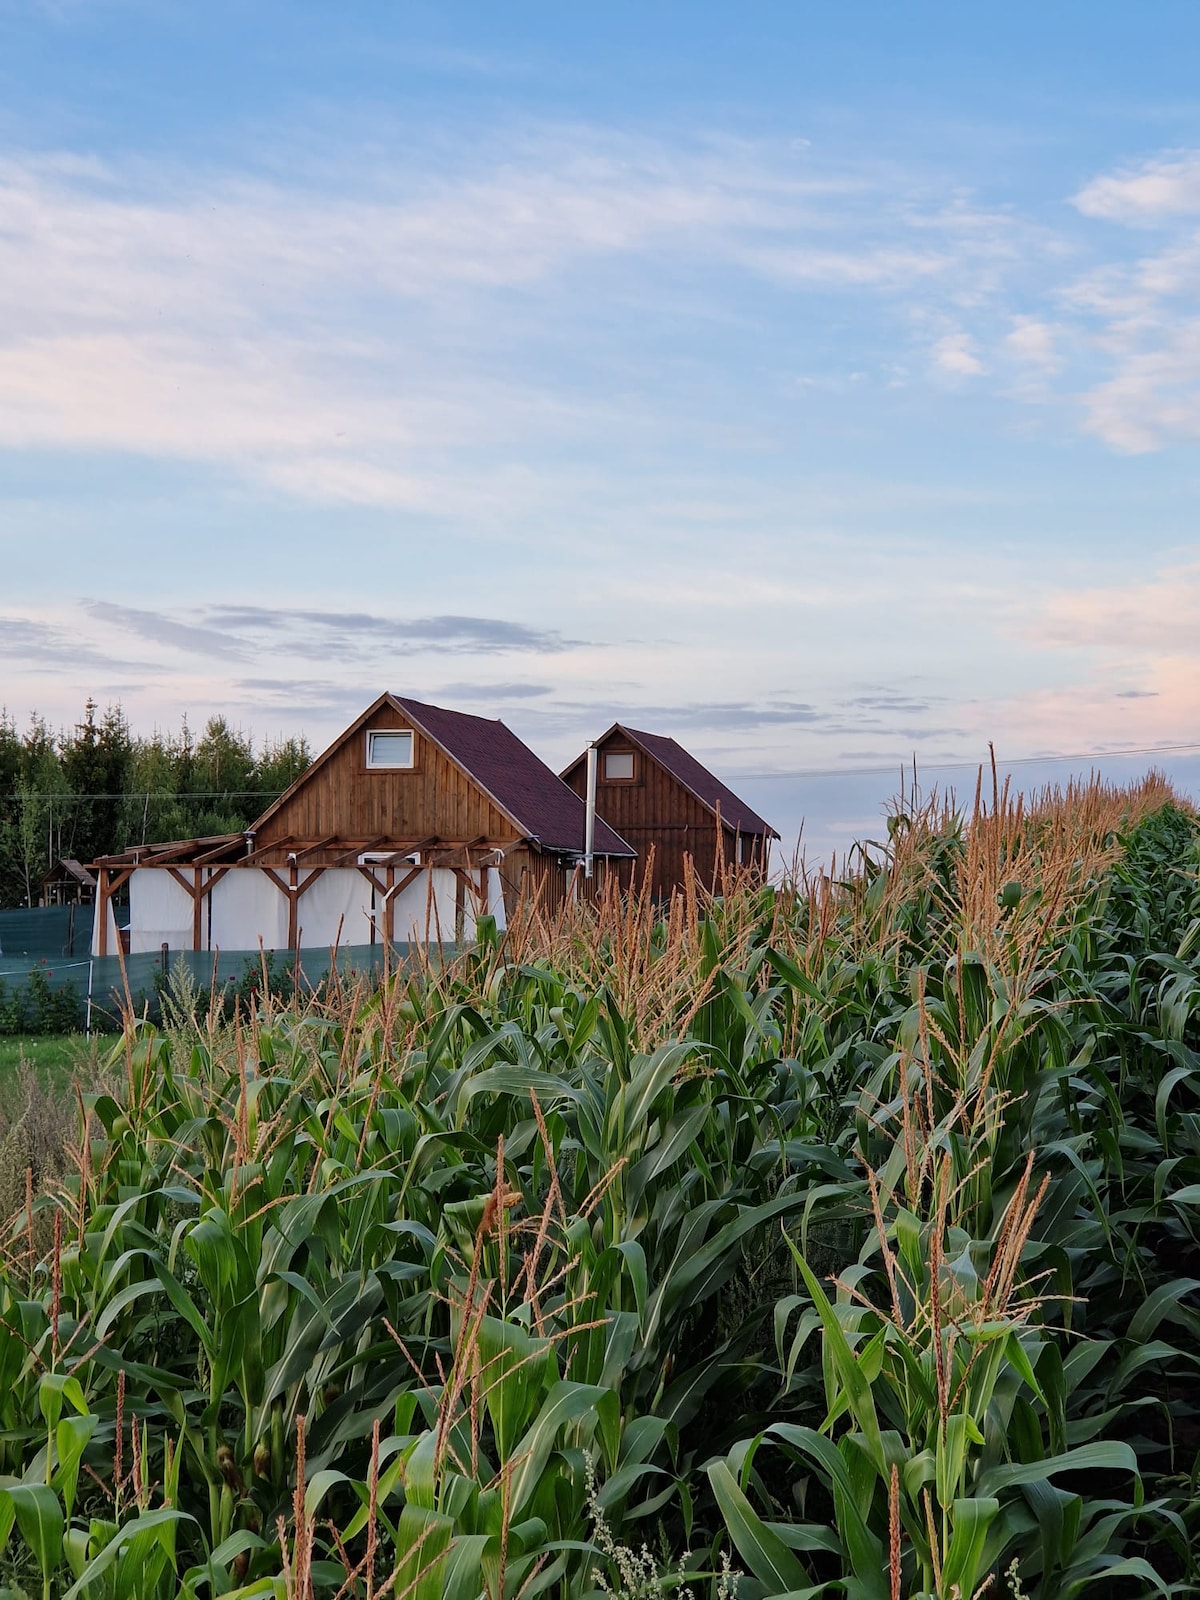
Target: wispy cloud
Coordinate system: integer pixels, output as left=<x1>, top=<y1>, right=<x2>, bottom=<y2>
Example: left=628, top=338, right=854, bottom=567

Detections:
left=228, top=679, right=381, bottom=722
left=1074, top=152, right=1200, bottom=224
left=848, top=690, right=947, bottom=715
left=933, top=331, right=985, bottom=377
left=0, top=132, right=1037, bottom=503
left=1043, top=147, right=1200, bottom=450
left=436, top=681, right=554, bottom=700
left=88, top=601, right=253, bottom=660
left=1027, top=560, right=1200, bottom=655
left=211, top=607, right=578, bottom=655
left=1005, top=315, right=1059, bottom=371
left=86, top=600, right=581, bottom=662
left=0, top=615, right=144, bottom=676
left=23, top=127, right=1200, bottom=482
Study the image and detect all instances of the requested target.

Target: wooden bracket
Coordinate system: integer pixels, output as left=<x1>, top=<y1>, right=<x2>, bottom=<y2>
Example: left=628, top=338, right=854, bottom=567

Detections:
left=263, top=865, right=327, bottom=951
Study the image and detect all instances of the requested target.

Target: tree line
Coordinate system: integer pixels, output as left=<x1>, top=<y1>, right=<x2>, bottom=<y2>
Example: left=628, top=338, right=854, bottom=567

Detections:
left=0, top=701, right=311, bottom=908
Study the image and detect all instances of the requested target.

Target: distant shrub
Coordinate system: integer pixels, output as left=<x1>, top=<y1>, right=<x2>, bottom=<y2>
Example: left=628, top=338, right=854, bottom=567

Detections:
left=0, top=980, right=21, bottom=1035
left=0, top=962, right=83, bottom=1035
left=25, top=963, right=83, bottom=1032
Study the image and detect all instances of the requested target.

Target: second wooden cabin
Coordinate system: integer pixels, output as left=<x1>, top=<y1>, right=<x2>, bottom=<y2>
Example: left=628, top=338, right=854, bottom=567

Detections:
left=561, top=723, right=778, bottom=897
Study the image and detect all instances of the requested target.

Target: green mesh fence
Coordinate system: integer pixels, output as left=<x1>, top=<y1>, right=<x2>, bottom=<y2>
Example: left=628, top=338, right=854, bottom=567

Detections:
left=0, top=906, right=95, bottom=958
left=0, top=940, right=434, bottom=1034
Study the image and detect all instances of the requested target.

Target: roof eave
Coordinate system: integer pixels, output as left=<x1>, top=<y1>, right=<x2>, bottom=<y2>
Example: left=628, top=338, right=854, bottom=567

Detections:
left=606, top=724, right=778, bottom=838
left=393, top=697, right=544, bottom=845
left=398, top=699, right=635, bottom=858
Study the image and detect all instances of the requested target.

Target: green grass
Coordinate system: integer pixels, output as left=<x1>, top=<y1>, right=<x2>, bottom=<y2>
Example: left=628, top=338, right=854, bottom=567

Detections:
left=0, top=1032, right=95, bottom=1085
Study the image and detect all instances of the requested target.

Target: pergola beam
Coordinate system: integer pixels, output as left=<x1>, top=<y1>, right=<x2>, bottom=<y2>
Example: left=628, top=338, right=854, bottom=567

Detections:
left=240, top=834, right=295, bottom=865
left=295, top=834, right=340, bottom=861
left=190, top=839, right=248, bottom=867
left=332, top=837, right=390, bottom=866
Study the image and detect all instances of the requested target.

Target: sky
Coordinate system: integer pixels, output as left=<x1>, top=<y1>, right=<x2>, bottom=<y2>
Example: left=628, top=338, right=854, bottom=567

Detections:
left=3, top=1, right=1200, bottom=862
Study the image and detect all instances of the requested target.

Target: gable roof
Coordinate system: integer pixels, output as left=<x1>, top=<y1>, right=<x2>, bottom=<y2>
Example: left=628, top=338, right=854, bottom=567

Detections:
left=252, top=693, right=634, bottom=858
left=394, top=698, right=633, bottom=856
left=40, top=859, right=97, bottom=889
left=570, top=724, right=778, bottom=838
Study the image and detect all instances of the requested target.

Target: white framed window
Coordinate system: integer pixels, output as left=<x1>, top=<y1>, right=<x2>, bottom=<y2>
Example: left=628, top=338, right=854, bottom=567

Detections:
left=366, top=730, right=415, bottom=769
left=604, top=750, right=635, bottom=781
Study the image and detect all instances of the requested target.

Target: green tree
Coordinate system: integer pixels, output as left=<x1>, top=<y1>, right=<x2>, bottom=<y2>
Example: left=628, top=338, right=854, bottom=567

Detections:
left=119, top=732, right=188, bottom=847
left=0, top=705, right=313, bottom=905
left=0, top=711, right=25, bottom=906
left=11, top=714, right=70, bottom=907
left=255, top=733, right=311, bottom=806
left=188, top=716, right=257, bottom=836
left=61, top=699, right=134, bottom=865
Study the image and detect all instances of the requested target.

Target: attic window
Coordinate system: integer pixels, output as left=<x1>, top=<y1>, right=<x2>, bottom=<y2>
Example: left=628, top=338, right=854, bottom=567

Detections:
left=366, top=730, right=414, bottom=769
left=604, top=751, right=635, bottom=781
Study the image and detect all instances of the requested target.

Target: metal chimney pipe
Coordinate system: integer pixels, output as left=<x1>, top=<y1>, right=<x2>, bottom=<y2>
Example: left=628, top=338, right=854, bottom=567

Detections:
left=584, top=742, right=598, bottom=880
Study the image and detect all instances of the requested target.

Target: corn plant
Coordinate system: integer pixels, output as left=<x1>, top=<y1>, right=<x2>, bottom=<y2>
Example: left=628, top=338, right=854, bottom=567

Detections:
left=0, top=772, right=1193, bottom=1597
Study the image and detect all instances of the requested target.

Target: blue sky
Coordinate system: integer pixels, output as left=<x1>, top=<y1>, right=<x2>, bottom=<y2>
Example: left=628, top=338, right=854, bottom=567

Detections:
left=4, top=1, right=1200, bottom=860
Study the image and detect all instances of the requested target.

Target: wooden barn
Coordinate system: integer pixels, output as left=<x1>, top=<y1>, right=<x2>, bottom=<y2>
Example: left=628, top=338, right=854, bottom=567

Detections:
left=561, top=724, right=778, bottom=897
left=91, top=695, right=634, bottom=957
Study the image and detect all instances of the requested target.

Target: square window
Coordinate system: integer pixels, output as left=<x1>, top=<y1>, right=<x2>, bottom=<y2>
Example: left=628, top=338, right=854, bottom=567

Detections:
left=604, top=750, right=635, bottom=781
left=367, top=730, right=414, bottom=769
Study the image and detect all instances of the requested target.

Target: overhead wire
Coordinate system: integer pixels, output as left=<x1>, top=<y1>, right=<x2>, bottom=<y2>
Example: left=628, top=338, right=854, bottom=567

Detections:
left=736, top=740, right=1200, bottom=782
left=3, top=741, right=1200, bottom=799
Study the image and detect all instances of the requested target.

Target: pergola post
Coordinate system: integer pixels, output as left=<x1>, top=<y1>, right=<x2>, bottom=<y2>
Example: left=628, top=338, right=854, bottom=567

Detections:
left=97, top=866, right=108, bottom=957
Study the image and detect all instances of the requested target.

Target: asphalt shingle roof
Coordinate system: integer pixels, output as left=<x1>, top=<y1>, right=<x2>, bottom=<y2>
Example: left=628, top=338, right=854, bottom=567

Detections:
left=396, top=697, right=635, bottom=856
left=617, top=725, right=777, bottom=837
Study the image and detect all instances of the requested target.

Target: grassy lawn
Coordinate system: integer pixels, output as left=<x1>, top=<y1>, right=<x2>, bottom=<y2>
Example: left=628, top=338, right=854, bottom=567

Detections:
left=0, top=1033, right=102, bottom=1087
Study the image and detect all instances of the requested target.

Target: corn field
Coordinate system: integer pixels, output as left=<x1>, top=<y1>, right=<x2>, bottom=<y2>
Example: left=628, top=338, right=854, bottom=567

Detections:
left=1, top=771, right=1199, bottom=1598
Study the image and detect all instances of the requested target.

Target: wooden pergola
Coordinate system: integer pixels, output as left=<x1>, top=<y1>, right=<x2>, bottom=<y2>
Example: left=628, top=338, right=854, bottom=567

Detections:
left=90, top=834, right=505, bottom=956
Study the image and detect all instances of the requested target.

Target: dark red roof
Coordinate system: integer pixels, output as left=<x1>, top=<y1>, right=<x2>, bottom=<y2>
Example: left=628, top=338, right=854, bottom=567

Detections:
left=610, top=725, right=777, bottom=837
left=396, top=698, right=635, bottom=857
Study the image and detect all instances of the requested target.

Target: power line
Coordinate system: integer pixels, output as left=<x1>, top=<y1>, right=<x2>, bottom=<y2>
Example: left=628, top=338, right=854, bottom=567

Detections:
left=736, top=741, right=1200, bottom=783
left=3, top=741, right=1200, bottom=798
left=0, top=790, right=287, bottom=801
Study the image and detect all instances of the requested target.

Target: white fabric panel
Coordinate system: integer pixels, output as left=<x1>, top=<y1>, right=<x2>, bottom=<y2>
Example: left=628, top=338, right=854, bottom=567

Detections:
left=208, top=870, right=289, bottom=953
left=391, top=868, right=459, bottom=943
left=487, top=867, right=507, bottom=931
left=295, top=869, right=374, bottom=950
left=127, top=870, right=194, bottom=954
left=460, top=879, right=479, bottom=944
left=119, top=862, right=502, bottom=956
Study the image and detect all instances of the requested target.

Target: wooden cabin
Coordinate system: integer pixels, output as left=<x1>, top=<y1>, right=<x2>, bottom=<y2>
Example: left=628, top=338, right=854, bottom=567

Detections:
left=562, top=724, right=778, bottom=897
left=91, top=695, right=634, bottom=957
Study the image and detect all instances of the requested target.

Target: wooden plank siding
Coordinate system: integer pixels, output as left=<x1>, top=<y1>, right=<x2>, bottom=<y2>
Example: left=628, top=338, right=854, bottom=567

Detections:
left=255, top=702, right=515, bottom=857
left=496, top=845, right=561, bottom=918
left=563, top=731, right=767, bottom=898
left=251, top=701, right=608, bottom=918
